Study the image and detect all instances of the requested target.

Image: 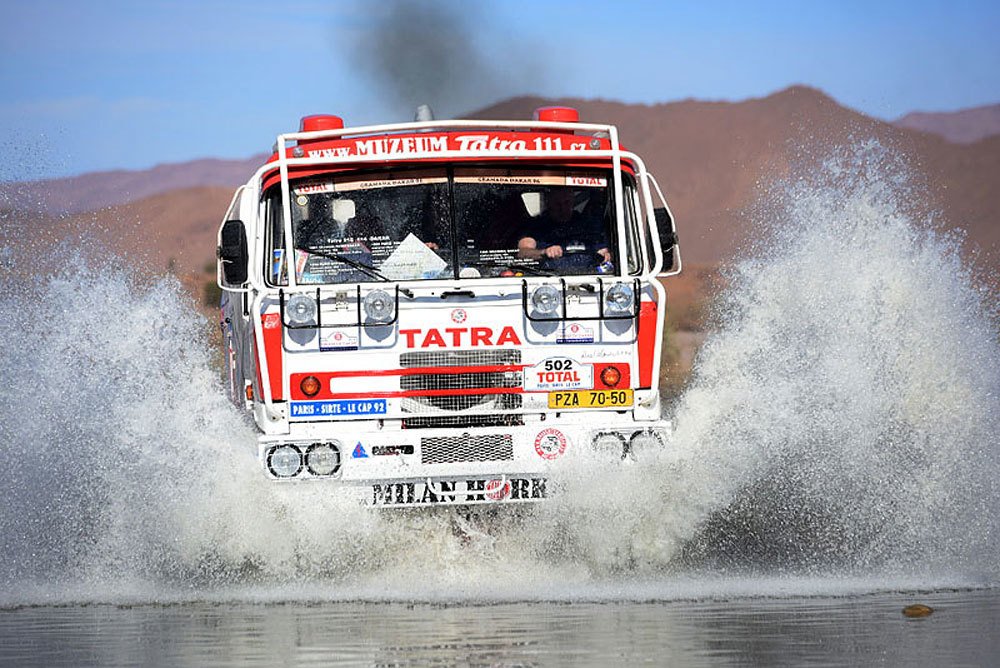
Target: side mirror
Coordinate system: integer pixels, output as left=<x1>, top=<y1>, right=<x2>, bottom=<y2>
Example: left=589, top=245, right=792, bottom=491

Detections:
left=218, top=219, right=249, bottom=286
left=654, top=208, right=678, bottom=271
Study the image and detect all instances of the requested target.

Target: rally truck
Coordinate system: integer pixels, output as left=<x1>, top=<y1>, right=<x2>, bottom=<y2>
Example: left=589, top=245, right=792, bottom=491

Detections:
left=216, top=106, right=680, bottom=507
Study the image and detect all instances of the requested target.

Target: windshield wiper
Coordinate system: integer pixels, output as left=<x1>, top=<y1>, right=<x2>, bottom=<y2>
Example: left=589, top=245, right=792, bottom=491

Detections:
left=296, top=246, right=414, bottom=297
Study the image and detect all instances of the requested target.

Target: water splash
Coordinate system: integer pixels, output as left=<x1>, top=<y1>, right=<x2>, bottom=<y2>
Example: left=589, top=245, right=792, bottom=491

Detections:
left=664, top=141, right=999, bottom=574
left=0, top=141, right=997, bottom=605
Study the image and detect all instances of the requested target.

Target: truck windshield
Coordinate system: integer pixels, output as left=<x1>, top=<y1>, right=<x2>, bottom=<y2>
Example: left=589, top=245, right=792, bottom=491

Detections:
left=266, top=166, right=637, bottom=285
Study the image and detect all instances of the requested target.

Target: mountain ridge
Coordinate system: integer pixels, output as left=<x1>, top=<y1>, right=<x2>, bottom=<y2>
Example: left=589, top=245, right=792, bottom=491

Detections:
left=3, top=85, right=997, bottom=279
left=893, top=103, right=1000, bottom=144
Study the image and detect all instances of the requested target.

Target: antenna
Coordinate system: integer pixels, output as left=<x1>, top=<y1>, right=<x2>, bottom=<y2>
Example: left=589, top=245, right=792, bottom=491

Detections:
left=414, top=104, right=435, bottom=122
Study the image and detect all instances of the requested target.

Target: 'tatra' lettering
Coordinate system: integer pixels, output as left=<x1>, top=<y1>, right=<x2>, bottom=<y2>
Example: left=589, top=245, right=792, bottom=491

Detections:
left=398, top=326, right=522, bottom=348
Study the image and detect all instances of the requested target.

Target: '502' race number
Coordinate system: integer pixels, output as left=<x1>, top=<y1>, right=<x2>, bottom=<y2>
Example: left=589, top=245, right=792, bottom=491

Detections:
left=524, top=357, right=593, bottom=391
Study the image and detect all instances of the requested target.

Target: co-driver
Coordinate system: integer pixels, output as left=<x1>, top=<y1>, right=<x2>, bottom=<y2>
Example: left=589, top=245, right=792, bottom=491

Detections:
left=517, top=188, right=611, bottom=268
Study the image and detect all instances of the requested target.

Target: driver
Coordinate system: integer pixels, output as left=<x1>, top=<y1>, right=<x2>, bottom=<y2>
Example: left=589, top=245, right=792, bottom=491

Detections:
left=517, top=188, right=611, bottom=264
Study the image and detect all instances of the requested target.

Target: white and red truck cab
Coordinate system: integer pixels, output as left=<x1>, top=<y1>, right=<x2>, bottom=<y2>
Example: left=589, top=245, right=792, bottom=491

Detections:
left=216, top=106, right=680, bottom=507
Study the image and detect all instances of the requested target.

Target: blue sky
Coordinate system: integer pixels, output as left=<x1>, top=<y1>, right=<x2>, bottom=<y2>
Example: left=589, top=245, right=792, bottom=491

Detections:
left=1, top=0, right=998, bottom=180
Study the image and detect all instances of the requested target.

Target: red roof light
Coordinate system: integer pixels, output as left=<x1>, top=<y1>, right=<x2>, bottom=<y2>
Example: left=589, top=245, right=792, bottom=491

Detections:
left=299, top=115, right=345, bottom=133
left=533, top=106, right=579, bottom=123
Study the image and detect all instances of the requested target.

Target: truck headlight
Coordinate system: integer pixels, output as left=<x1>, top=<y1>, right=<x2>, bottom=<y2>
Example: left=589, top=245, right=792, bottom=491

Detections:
left=604, top=283, right=634, bottom=315
left=286, top=294, right=317, bottom=326
left=267, top=444, right=303, bottom=478
left=628, top=429, right=664, bottom=457
left=306, top=442, right=341, bottom=476
left=363, top=289, right=394, bottom=323
left=530, top=285, right=561, bottom=316
left=592, top=431, right=627, bottom=458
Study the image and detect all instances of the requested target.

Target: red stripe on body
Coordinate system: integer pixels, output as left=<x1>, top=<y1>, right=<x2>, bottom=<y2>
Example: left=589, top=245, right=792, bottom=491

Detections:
left=637, top=300, right=658, bottom=389
left=260, top=312, right=284, bottom=401
left=323, top=387, right=525, bottom=400
left=324, top=364, right=527, bottom=378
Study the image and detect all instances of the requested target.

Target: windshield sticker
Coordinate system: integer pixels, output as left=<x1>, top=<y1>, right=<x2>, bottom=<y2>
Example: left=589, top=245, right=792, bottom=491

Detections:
left=294, top=249, right=309, bottom=277
left=454, top=174, right=565, bottom=186
left=295, top=182, right=337, bottom=195
left=272, top=249, right=284, bottom=280
left=295, top=176, right=446, bottom=196
left=566, top=175, right=607, bottom=187
left=333, top=175, right=448, bottom=192
left=291, top=400, right=387, bottom=418
left=454, top=174, right=606, bottom=187
left=378, top=233, right=448, bottom=280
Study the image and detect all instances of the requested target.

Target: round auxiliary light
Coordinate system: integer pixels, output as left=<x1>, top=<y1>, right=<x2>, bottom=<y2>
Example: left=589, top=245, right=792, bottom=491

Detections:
left=592, top=431, right=627, bottom=458
left=604, top=283, right=634, bottom=315
left=286, top=293, right=318, bottom=326
left=530, top=284, right=561, bottom=316
left=300, top=375, right=321, bottom=397
left=267, top=444, right=303, bottom=478
left=306, top=442, right=341, bottom=476
left=628, top=429, right=665, bottom=458
left=363, top=289, right=394, bottom=323
left=600, top=365, right=622, bottom=388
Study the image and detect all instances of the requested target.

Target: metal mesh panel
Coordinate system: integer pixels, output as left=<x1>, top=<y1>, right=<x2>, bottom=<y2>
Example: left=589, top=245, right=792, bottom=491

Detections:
left=400, top=371, right=521, bottom=391
left=403, top=414, right=524, bottom=430
left=400, top=350, right=521, bottom=368
left=399, top=394, right=522, bottom=413
left=399, top=350, right=523, bottom=414
left=421, top=434, right=514, bottom=464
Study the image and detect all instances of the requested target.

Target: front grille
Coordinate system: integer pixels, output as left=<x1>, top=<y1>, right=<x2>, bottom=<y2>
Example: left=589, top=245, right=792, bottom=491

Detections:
left=403, top=414, right=524, bottom=430
left=399, top=350, right=523, bottom=414
left=401, top=371, right=520, bottom=392
left=400, top=350, right=521, bottom=368
left=421, top=433, right=514, bottom=464
left=400, top=394, right=522, bottom=413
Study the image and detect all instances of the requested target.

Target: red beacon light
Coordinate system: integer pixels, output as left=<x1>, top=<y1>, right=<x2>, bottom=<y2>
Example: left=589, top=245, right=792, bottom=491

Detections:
left=533, top=106, right=579, bottom=123
left=299, top=114, right=345, bottom=132
left=296, top=115, right=345, bottom=148
left=532, top=106, right=579, bottom=135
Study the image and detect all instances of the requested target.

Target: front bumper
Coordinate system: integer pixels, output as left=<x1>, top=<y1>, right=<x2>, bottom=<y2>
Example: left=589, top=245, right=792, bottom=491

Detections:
left=256, top=414, right=671, bottom=507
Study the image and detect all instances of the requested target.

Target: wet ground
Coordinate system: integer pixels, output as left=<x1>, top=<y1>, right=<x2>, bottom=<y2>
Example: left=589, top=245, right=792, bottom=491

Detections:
left=2, top=588, right=996, bottom=667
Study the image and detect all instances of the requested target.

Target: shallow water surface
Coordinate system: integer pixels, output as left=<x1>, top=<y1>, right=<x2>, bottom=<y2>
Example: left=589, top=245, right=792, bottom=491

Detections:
left=2, top=589, right=997, bottom=667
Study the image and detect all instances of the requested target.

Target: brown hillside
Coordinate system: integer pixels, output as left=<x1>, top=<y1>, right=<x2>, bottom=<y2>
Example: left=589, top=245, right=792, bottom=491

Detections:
left=468, top=87, right=999, bottom=273
left=0, top=156, right=264, bottom=215
left=67, top=186, right=234, bottom=277
left=894, top=103, right=1000, bottom=144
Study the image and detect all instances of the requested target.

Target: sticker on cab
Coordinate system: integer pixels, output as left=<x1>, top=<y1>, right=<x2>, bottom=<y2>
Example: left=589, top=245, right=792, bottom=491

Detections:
left=290, top=399, right=387, bottom=417
left=534, top=428, right=568, bottom=460
left=557, top=322, right=594, bottom=344
left=523, top=357, right=593, bottom=391
left=321, top=329, right=359, bottom=350
left=485, top=479, right=512, bottom=501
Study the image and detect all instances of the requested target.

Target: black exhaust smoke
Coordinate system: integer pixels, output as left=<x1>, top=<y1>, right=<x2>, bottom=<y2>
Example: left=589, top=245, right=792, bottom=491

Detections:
left=345, top=0, right=545, bottom=119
